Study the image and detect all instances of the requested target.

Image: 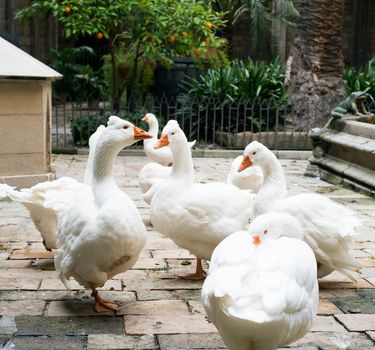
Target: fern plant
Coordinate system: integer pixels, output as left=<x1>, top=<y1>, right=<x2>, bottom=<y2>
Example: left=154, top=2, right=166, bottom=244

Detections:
left=176, top=58, right=287, bottom=142
left=343, top=56, right=375, bottom=101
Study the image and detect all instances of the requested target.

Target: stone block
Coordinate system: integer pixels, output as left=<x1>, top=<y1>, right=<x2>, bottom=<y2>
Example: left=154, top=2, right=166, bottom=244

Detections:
left=9, top=247, right=54, bottom=260
left=157, top=333, right=226, bottom=350
left=132, top=257, right=167, bottom=270
left=46, top=300, right=113, bottom=317
left=118, top=300, right=189, bottom=316
left=310, top=316, right=346, bottom=332
left=124, top=314, right=217, bottom=335
left=14, top=315, right=123, bottom=336
left=87, top=334, right=157, bottom=350
left=0, top=82, right=43, bottom=116
left=0, top=260, right=31, bottom=269
left=136, top=289, right=202, bottom=302
left=317, top=300, right=342, bottom=315
left=0, top=300, right=46, bottom=316
left=0, top=278, right=40, bottom=291
left=11, top=335, right=85, bottom=350
left=215, top=131, right=312, bottom=150
left=332, top=290, right=375, bottom=314
left=290, top=331, right=374, bottom=349
left=335, top=314, right=375, bottom=331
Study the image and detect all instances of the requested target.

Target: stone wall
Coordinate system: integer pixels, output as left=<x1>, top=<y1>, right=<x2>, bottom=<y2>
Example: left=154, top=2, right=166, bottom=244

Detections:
left=0, top=79, right=55, bottom=187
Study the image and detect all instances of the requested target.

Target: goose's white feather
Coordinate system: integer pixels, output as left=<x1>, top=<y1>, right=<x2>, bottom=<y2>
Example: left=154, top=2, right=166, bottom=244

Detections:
left=202, top=213, right=318, bottom=350
left=227, top=156, right=263, bottom=192
left=150, top=120, right=255, bottom=261
left=243, top=141, right=360, bottom=279
left=138, top=162, right=171, bottom=205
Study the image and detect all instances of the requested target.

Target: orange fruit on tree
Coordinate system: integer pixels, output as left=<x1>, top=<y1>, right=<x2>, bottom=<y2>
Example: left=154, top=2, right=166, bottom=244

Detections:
left=206, top=22, right=213, bottom=29
left=182, top=32, right=188, bottom=37
left=168, top=36, right=175, bottom=43
left=96, top=32, right=103, bottom=39
left=65, top=6, right=71, bottom=13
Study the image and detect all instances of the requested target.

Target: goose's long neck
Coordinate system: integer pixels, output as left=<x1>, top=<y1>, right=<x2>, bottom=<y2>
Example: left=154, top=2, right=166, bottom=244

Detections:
left=253, top=152, right=287, bottom=216
left=148, top=121, right=159, bottom=138
left=92, top=140, right=121, bottom=195
left=170, top=139, right=194, bottom=184
left=144, top=122, right=159, bottom=148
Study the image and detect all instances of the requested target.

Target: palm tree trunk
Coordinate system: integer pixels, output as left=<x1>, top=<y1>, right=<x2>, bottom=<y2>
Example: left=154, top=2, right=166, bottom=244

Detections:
left=286, top=0, right=346, bottom=130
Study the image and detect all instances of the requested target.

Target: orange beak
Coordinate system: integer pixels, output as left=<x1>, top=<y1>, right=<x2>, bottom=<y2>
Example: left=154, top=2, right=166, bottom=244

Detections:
left=154, top=134, right=169, bottom=149
left=142, top=115, right=149, bottom=122
left=238, top=155, right=252, bottom=172
left=252, top=235, right=261, bottom=246
left=134, top=126, right=153, bottom=140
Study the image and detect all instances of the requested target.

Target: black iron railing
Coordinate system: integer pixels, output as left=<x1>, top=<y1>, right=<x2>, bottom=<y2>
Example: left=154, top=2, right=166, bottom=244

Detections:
left=53, top=94, right=375, bottom=152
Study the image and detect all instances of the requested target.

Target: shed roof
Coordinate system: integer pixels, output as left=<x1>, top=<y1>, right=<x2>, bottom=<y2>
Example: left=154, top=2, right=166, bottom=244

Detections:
left=0, top=37, right=62, bottom=80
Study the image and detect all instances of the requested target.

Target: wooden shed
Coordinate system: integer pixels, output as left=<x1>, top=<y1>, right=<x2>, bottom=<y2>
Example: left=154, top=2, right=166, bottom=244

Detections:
left=0, top=37, right=61, bottom=188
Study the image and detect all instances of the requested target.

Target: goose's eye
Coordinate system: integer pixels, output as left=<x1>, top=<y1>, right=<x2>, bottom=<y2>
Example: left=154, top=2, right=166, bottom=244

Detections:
left=123, top=125, right=129, bottom=129
left=264, top=230, right=268, bottom=235
left=171, top=132, right=175, bottom=136
left=252, top=151, right=257, bottom=155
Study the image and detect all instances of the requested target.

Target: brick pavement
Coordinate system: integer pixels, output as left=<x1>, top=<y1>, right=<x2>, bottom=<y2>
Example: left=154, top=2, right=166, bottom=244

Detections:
left=0, top=154, right=374, bottom=349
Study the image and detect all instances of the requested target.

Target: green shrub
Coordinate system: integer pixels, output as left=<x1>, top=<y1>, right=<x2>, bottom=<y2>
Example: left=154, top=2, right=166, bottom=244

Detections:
left=176, top=58, right=287, bottom=140
left=50, top=46, right=106, bottom=103
left=69, top=114, right=108, bottom=146
left=343, top=56, right=375, bottom=99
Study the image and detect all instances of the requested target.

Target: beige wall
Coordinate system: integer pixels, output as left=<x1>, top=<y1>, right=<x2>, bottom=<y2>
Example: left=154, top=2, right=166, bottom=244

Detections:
left=0, top=79, right=55, bottom=187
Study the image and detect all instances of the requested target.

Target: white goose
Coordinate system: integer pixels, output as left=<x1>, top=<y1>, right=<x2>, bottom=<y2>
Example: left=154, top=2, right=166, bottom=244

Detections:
left=142, top=113, right=195, bottom=165
left=138, top=162, right=171, bottom=205
left=149, top=120, right=255, bottom=279
left=1, top=117, right=152, bottom=311
left=239, top=141, right=360, bottom=279
left=202, top=212, right=319, bottom=350
left=227, top=155, right=263, bottom=192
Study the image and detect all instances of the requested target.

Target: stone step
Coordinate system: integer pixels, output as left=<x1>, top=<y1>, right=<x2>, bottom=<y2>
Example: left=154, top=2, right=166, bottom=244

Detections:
left=310, top=154, right=375, bottom=196
left=335, top=119, right=375, bottom=140
left=317, top=130, right=375, bottom=171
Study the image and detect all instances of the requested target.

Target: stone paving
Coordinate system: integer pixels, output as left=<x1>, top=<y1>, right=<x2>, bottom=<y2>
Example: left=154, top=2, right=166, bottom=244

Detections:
left=0, top=154, right=375, bottom=350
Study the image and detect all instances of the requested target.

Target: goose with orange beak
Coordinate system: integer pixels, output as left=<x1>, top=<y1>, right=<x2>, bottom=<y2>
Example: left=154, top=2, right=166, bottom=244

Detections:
left=0, top=116, right=154, bottom=313
left=202, top=212, right=318, bottom=350
left=138, top=114, right=196, bottom=204
left=149, top=120, right=255, bottom=280
left=141, top=113, right=196, bottom=165
left=237, top=140, right=360, bottom=280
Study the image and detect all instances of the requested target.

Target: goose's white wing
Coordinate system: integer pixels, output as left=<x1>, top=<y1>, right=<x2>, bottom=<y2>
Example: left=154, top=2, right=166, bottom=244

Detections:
left=143, top=138, right=173, bottom=164
left=271, top=193, right=360, bottom=278
left=227, top=156, right=263, bottom=192
left=0, top=177, right=82, bottom=249
left=202, top=233, right=318, bottom=350
left=138, top=162, right=171, bottom=197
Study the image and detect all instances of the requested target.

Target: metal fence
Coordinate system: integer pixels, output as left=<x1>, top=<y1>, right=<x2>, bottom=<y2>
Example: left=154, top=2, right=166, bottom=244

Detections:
left=52, top=94, right=375, bottom=152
